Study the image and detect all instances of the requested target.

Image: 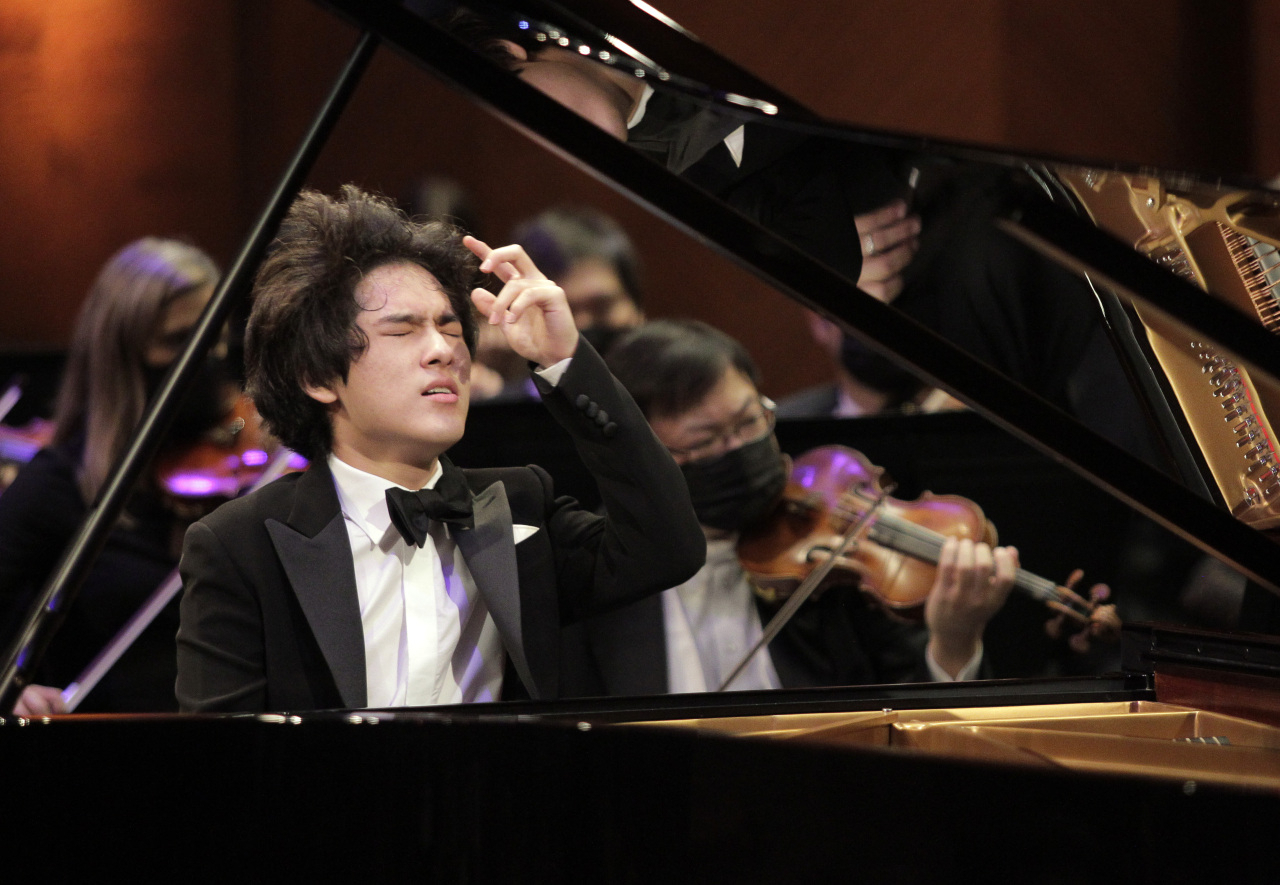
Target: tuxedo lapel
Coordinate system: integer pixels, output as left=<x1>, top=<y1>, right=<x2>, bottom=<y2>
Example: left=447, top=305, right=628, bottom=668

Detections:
left=266, top=463, right=367, bottom=709
left=452, top=480, right=538, bottom=698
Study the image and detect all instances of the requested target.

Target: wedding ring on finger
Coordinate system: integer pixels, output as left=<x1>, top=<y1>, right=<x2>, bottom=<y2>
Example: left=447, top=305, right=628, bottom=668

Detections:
left=862, top=233, right=876, bottom=256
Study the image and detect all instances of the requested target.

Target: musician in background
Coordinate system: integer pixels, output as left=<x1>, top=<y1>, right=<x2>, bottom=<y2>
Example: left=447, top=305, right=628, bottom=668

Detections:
left=1, top=238, right=223, bottom=715
left=512, top=205, right=646, bottom=357
left=559, top=319, right=1017, bottom=696
left=174, top=186, right=702, bottom=712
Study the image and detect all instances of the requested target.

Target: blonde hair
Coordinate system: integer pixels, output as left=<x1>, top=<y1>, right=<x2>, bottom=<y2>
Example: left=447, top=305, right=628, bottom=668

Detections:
left=53, top=238, right=218, bottom=503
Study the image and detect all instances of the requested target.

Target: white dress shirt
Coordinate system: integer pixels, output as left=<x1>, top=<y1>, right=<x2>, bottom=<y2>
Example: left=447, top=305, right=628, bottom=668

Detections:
left=325, top=358, right=572, bottom=708
left=662, top=537, right=982, bottom=692
left=330, top=455, right=504, bottom=708
left=662, top=537, right=781, bottom=693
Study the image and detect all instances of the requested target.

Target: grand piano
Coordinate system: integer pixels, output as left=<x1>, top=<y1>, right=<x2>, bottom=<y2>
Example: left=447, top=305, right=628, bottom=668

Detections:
left=6, top=0, right=1280, bottom=878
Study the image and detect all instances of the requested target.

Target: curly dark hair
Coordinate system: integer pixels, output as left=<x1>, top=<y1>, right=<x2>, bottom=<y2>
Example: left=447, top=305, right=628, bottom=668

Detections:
left=605, top=319, right=760, bottom=421
left=246, top=185, right=481, bottom=461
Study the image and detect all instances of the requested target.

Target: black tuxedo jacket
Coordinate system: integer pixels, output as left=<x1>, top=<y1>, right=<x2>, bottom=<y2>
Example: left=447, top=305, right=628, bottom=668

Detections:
left=558, top=578, right=939, bottom=698
left=176, top=341, right=703, bottom=712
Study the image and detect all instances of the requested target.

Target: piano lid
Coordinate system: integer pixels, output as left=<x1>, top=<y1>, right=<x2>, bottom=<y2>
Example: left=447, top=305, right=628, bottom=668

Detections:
left=314, top=0, right=1280, bottom=594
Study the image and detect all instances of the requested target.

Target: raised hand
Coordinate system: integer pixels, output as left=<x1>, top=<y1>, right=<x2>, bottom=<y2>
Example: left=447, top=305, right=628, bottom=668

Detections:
left=464, top=236, right=579, bottom=369
left=854, top=200, right=921, bottom=303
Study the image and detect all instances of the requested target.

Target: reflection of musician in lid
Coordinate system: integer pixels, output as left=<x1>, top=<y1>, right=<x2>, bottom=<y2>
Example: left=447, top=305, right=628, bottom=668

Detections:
left=559, top=320, right=1018, bottom=697
left=441, top=6, right=1157, bottom=462
left=1, top=238, right=223, bottom=715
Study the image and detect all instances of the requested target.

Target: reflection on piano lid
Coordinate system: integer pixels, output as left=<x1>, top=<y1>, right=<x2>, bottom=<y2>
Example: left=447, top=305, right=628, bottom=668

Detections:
left=323, top=0, right=1280, bottom=594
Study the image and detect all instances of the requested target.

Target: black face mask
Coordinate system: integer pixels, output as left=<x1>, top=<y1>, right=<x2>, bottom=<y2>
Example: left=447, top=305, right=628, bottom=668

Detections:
left=679, top=432, right=788, bottom=532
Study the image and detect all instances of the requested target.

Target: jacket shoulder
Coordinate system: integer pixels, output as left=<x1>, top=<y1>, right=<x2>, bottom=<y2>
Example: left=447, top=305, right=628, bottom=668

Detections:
left=198, top=470, right=308, bottom=537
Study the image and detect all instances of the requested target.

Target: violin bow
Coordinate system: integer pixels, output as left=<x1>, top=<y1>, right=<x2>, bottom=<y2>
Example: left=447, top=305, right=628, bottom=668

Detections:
left=0, top=375, right=24, bottom=424
left=716, top=483, right=896, bottom=692
left=59, top=446, right=299, bottom=712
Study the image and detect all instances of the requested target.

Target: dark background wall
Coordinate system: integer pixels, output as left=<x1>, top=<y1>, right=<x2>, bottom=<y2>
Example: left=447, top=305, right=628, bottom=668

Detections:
left=3, top=0, right=1278, bottom=403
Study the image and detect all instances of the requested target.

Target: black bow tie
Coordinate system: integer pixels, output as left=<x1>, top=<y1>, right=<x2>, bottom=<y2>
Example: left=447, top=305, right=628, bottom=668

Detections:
left=384, top=460, right=474, bottom=547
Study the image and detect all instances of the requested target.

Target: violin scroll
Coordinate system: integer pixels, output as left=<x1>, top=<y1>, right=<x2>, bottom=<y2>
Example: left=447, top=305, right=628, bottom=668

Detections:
left=1045, top=569, right=1122, bottom=652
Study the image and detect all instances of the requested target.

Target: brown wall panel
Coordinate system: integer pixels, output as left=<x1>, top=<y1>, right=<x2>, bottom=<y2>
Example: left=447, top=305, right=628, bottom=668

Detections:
left=0, top=1, right=241, bottom=346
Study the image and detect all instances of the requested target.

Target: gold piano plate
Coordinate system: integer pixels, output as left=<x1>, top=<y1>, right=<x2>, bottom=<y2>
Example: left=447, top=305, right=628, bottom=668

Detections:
left=638, top=700, right=1280, bottom=791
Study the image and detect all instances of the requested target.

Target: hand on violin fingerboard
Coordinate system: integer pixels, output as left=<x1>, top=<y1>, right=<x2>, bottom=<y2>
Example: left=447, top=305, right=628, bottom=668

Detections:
left=924, top=537, right=1018, bottom=678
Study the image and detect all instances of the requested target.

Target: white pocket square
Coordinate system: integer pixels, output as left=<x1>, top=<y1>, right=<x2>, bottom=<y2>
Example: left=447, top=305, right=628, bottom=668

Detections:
left=513, top=524, right=539, bottom=544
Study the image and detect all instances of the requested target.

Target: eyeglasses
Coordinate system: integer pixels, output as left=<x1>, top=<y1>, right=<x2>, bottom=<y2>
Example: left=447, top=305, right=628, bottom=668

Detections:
left=666, top=397, right=777, bottom=463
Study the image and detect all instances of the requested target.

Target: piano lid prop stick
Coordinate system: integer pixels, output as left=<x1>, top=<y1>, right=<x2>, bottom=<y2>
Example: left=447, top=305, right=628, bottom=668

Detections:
left=60, top=446, right=298, bottom=712
left=0, top=376, right=24, bottom=423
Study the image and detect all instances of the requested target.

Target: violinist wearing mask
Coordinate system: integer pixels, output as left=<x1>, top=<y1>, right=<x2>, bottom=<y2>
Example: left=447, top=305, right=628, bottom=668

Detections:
left=559, top=319, right=1018, bottom=696
left=1, top=238, right=228, bottom=715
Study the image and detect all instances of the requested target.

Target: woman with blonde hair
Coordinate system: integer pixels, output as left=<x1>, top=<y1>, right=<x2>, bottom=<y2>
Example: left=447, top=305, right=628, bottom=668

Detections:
left=1, top=237, right=221, bottom=713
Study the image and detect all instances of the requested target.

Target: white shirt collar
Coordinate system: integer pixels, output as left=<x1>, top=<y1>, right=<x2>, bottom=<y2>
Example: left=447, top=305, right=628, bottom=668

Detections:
left=627, top=83, right=655, bottom=129
left=328, top=454, right=443, bottom=546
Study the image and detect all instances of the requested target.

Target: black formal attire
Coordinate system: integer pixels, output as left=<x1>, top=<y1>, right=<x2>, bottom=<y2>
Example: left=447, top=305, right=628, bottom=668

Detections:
left=0, top=439, right=181, bottom=711
left=631, top=92, right=1157, bottom=460
left=176, top=341, right=704, bottom=712
left=559, top=575, right=939, bottom=697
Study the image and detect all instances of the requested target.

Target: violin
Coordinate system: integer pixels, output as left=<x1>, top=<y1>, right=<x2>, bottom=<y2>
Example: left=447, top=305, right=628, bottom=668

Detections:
left=737, top=445, right=1120, bottom=643
left=152, top=391, right=305, bottom=509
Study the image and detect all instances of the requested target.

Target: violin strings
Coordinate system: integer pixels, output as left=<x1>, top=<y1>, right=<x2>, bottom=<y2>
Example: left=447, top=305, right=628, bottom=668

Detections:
left=836, top=505, right=1090, bottom=617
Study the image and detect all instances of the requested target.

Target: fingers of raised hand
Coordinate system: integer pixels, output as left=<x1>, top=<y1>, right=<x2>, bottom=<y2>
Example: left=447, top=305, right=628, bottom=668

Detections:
left=485, top=280, right=565, bottom=326
left=856, top=202, right=921, bottom=256
left=464, top=236, right=545, bottom=283
left=854, top=200, right=909, bottom=239
left=859, top=246, right=915, bottom=302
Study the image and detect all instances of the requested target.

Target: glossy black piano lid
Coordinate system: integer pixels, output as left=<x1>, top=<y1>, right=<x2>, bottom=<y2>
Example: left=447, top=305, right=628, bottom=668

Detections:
left=315, top=0, right=1280, bottom=595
